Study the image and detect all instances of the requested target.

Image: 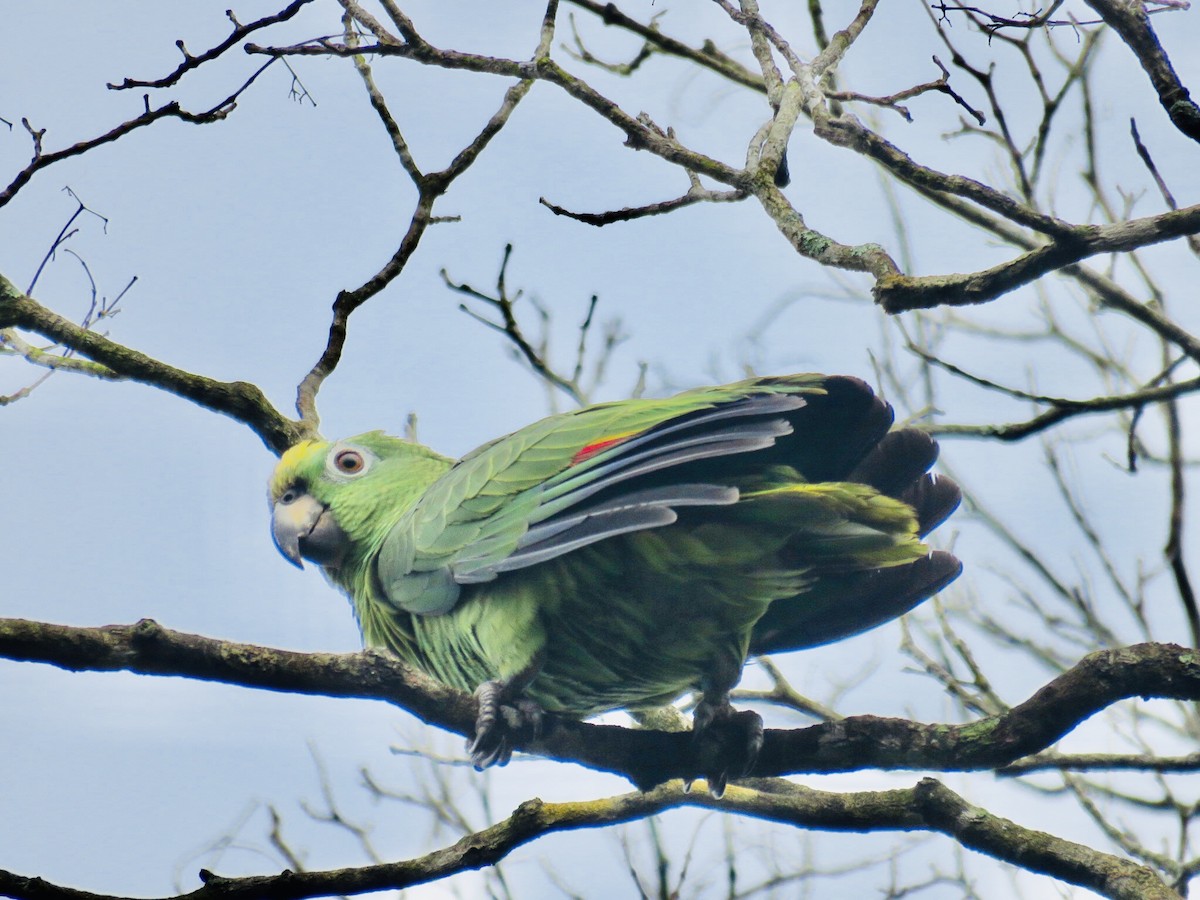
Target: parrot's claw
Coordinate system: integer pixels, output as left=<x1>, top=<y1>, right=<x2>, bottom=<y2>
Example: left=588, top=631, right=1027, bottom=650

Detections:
left=690, top=699, right=763, bottom=797
left=468, top=681, right=544, bottom=769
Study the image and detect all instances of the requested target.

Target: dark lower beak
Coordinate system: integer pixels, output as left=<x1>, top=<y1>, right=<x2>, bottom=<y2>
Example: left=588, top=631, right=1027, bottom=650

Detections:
left=272, top=494, right=347, bottom=569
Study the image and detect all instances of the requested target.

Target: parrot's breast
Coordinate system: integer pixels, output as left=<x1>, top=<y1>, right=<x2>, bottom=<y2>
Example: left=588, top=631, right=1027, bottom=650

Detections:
left=376, top=527, right=797, bottom=717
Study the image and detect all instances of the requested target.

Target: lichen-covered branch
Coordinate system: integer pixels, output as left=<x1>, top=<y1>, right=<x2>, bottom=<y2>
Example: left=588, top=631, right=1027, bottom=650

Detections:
left=874, top=203, right=1200, bottom=313
left=0, top=274, right=304, bottom=453
left=244, top=6, right=1200, bottom=318
left=4, top=616, right=1200, bottom=791
left=0, top=778, right=1179, bottom=900
left=1082, top=0, right=1200, bottom=143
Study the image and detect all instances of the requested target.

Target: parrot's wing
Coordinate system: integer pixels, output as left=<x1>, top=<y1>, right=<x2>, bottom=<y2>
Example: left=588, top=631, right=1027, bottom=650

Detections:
left=378, top=383, right=818, bottom=615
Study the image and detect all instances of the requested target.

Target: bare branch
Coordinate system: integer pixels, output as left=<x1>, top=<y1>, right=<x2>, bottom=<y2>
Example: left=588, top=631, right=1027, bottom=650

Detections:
left=732, top=657, right=844, bottom=721
left=442, top=245, right=591, bottom=405
left=1082, top=0, right=1200, bottom=143
left=562, top=11, right=655, bottom=75
left=0, top=778, right=1180, bottom=900
left=932, top=0, right=1080, bottom=36
left=1131, top=118, right=1200, bottom=257
left=875, top=203, right=1200, bottom=314
left=829, top=56, right=985, bottom=124
left=912, top=346, right=1200, bottom=442
left=1000, top=751, right=1200, bottom=776
left=107, top=0, right=318, bottom=90
left=290, top=29, right=536, bottom=429
left=540, top=182, right=748, bottom=225
left=5, top=617, right=1200, bottom=790
left=564, top=0, right=766, bottom=91
left=0, top=275, right=304, bottom=453
left=1, top=62, right=277, bottom=209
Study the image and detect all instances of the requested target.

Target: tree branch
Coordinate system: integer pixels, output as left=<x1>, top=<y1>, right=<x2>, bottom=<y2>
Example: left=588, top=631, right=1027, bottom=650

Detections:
left=999, top=751, right=1200, bottom=776
left=245, top=18, right=1200, bottom=316
left=539, top=182, right=748, bottom=225
left=0, top=778, right=1179, bottom=900
left=289, top=9, right=538, bottom=431
left=1, top=63, right=276, bottom=209
left=4, top=617, right=1200, bottom=792
left=107, top=0, right=318, bottom=91
left=1082, top=0, right=1200, bottom=143
left=0, top=275, right=304, bottom=453
left=564, top=0, right=766, bottom=92
left=875, top=203, right=1200, bottom=313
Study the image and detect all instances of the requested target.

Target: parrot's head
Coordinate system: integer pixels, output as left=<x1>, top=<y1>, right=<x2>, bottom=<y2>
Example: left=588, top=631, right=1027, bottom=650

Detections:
left=268, top=432, right=448, bottom=572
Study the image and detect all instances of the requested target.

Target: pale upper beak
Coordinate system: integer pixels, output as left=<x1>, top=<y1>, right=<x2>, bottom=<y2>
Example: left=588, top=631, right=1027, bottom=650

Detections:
left=271, top=492, right=348, bottom=569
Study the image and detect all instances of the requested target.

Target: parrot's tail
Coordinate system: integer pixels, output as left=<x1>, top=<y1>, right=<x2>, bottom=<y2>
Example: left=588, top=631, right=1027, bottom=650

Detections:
left=749, top=549, right=962, bottom=655
left=747, top=392, right=963, bottom=657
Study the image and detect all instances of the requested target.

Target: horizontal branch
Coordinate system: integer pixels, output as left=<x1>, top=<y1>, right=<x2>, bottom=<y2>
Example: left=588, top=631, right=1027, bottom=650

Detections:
left=0, top=778, right=1177, bottom=900
left=924, top=369, right=1200, bottom=442
left=3, top=617, right=1199, bottom=791
left=244, top=39, right=747, bottom=189
left=539, top=183, right=748, bottom=225
left=901, top=167, right=1200, bottom=361
left=999, top=750, right=1200, bottom=776
left=875, top=203, right=1200, bottom=313
left=0, top=275, right=305, bottom=454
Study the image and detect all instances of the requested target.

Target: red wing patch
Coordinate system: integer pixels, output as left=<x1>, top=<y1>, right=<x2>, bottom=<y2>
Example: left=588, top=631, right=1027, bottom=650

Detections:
left=570, top=430, right=641, bottom=466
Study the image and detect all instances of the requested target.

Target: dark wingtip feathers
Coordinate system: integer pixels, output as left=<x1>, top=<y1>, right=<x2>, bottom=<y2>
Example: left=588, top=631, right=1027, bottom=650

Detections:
left=749, top=549, right=963, bottom=655
left=849, top=428, right=939, bottom=495
left=746, top=392, right=962, bottom=655
left=759, top=376, right=894, bottom=482
left=844, top=424, right=963, bottom=538
left=907, top=472, right=963, bottom=538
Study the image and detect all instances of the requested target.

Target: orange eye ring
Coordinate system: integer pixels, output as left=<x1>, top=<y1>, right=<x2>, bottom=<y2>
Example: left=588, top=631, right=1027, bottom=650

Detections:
left=334, top=449, right=365, bottom=474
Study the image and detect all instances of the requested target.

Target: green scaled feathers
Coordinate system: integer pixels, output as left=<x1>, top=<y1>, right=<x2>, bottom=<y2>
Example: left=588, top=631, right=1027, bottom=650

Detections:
left=269, top=374, right=962, bottom=775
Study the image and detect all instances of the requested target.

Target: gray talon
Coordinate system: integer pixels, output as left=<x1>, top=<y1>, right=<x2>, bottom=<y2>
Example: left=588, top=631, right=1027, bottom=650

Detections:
left=691, top=700, right=763, bottom=794
left=468, top=679, right=545, bottom=769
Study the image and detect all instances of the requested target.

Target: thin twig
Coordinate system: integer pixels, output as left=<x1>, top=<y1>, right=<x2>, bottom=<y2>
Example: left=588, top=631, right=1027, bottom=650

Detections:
left=2, top=62, right=277, bottom=208
left=108, top=1, right=318, bottom=90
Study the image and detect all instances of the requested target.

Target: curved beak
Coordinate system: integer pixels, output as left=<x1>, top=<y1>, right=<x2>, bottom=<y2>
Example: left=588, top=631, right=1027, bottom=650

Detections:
left=271, top=493, right=348, bottom=569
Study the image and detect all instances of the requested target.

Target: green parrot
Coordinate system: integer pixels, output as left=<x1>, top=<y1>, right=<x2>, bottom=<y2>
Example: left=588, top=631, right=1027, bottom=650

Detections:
left=269, top=374, right=961, bottom=791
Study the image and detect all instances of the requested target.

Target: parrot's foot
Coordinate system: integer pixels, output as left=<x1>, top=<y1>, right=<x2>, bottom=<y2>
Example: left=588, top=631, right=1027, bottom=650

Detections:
left=468, top=680, right=545, bottom=769
left=688, top=698, right=763, bottom=797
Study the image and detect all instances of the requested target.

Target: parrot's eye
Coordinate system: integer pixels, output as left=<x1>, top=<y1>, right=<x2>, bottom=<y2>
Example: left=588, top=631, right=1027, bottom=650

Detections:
left=334, top=449, right=367, bottom=475
left=324, top=443, right=376, bottom=481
